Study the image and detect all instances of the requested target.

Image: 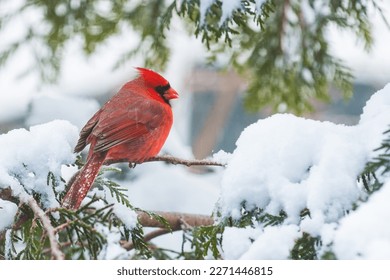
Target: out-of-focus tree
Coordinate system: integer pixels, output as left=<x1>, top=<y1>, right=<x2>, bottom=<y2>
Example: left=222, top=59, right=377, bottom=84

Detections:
left=1, top=1, right=390, bottom=261
left=0, top=0, right=387, bottom=113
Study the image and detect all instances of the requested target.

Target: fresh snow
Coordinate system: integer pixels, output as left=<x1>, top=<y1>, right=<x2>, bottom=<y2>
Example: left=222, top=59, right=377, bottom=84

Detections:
left=199, top=0, right=242, bottom=25
left=1, top=0, right=390, bottom=260
left=220, top=0, right=242, bottom=25
left=222, top=226, right=261, bottom=260
left=0, top=83, right=389, bottom=260
left=199, top=0, right=215, bottom=24
left=240, top=225, right=300, bottom=260
left=0, top=200, right=18, bottom=232
left=332, top=181, right=390, bottom=259
left=218, top=83, right=390, bottom=259
left=0, top=120, right=78, bottom=208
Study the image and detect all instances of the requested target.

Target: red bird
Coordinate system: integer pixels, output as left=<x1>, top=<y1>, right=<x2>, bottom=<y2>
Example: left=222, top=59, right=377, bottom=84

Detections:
left=62, top=67, right=178, bottom=209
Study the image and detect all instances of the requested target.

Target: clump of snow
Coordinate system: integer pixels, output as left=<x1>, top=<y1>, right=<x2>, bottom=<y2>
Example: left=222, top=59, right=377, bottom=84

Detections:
left=218, top=83, right=390, bottom=259
left=199, top=0, right=244, bottom=26
left=113, top=203, right=138, bottom=230
left=220, top=0, right=242, bottom=25
left=240, top=225, right=300, bottom=260
left=0, top=200, right=18, bottom=231
left=359, top=83, right=390, bottom=128
left=219, top=114, right=363, bottom=225
left=222, top=226, right=261, bottom=259
left=0, top=120, right=78, bottom=208
left=255, top=0, right=266, bottom=11
left=211, top=150, right=232, bottom=165
left=332, top=181, right=390, bottom=259
left=96, top=223, right=131, bottom=260
left=199, top=0, right=215, bottom=24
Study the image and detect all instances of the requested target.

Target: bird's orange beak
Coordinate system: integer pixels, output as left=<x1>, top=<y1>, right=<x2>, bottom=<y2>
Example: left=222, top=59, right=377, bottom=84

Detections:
left=165, top=88, right=179, bottom=100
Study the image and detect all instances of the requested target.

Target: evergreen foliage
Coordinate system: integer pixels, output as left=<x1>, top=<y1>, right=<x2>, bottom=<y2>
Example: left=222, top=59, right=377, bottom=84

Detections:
left=360, top=126, right=390, bottom=194
left=1, top=0, right=390, bottom=261
left=1, top=115, right=390, bottom=261
left=0, top=0, right=387, bottom=113
left=0, top=166, right=142, bottom=260
left=187, top=126, right=390, bottom=260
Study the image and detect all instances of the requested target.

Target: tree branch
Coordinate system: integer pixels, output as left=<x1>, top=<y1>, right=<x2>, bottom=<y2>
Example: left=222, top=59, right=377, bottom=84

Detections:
left=137, top=210, right=214, bottom=230
left=104, top=155, right=226, bottom=167
left=121, top=211, right=215, bottom=251
left=24, top=196, right=65, bottom=260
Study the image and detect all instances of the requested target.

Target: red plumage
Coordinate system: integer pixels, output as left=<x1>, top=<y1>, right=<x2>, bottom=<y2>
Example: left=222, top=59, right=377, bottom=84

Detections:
left=62, top=68, right=178, bottom=209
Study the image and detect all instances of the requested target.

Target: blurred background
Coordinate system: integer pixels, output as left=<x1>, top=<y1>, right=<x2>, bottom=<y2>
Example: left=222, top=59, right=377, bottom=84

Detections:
left=1, top=1, right=389, bottom=158
left=1, top=0, right=389, bottom=252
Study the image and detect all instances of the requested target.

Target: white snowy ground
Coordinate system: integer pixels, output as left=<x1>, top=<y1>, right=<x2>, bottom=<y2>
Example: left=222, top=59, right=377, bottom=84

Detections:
left=1, top=0, right=390, bottom=259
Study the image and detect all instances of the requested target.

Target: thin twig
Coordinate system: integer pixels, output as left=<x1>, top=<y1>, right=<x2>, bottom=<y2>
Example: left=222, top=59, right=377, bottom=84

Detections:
left=53, top=218, right=79, bottom=234
left=104, top=155, right=225, bottom=167
left=25, top=196, right=65, bottom=260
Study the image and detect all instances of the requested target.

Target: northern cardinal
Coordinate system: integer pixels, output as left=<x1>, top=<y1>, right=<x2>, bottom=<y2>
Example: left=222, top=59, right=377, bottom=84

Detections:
left=62, top=67, right=178, bottom=209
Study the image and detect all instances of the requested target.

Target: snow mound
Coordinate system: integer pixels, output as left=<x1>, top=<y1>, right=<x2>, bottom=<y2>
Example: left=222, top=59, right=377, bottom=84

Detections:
left=218, top=83, right=390, bottom=259
left=333, top=180, right=390, bottom=259
left=220, top=114, right=362, bottom=225
left=0, top=199, right=18, bottom=232
left=0, top=120, right=78, bottom=209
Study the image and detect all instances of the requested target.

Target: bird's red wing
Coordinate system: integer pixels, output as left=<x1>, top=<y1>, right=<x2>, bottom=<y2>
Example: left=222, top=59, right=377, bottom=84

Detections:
left=74, top=109, right=102, bottom=153
left=91, top=99, right=165, bottom=153
left=93, top=121, right=150, bottom=152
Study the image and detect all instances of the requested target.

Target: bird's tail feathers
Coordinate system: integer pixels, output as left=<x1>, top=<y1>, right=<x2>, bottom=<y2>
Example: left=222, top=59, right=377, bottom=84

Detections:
left=62, top=152, right=106, bottom=209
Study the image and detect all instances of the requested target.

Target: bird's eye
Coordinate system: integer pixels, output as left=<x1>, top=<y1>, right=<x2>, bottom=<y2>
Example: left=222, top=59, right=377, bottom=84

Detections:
left=155, top=83, right=171, bottom=95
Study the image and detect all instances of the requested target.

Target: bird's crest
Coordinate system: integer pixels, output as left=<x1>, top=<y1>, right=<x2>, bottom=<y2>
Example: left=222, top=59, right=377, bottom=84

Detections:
left=135, top=67, right=169, bottom=88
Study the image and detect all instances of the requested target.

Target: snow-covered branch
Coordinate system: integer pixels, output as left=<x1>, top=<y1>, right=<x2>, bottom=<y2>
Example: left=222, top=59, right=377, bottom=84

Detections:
left=137, top=210, right=214, bottom=229
left=104, top=155, right=226, bottom=167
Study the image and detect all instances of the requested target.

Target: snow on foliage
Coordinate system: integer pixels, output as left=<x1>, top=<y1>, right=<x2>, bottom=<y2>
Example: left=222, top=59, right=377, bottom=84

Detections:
left=0, top=120, right=78, bottom=219
left=220, top=0, right=242, bottom=24
left=218, top=83, right=390, bottom=259
left=1, top=81, right=390, bottom=259
left=0, top=120, right=141, bottom=257
left=0, top=199, right=17, bottom=231
left=199, top=0, right=243, bottom=25
left=240, top=225, right=301, bottom=260
left=333, top=180, right=390, bottom=259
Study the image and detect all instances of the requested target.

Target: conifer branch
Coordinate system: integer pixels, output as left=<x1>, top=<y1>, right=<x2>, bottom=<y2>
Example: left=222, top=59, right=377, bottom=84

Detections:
left=24, top=196, right=65, bottom=260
